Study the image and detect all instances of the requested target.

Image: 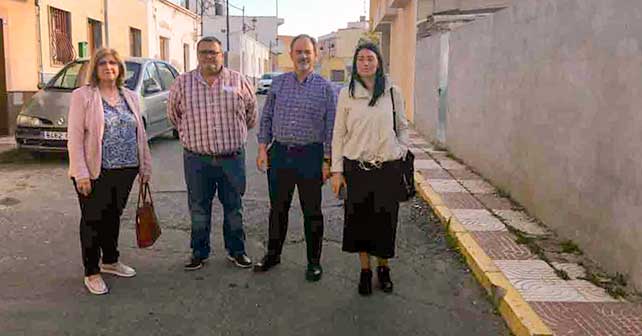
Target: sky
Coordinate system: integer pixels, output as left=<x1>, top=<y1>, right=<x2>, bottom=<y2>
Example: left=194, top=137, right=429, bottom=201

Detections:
left=225, top=0, right=369, bottom=38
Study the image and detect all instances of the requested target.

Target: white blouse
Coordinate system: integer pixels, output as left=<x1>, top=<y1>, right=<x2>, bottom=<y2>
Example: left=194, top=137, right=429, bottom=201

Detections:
left=331, top=81, right=410, bottom=173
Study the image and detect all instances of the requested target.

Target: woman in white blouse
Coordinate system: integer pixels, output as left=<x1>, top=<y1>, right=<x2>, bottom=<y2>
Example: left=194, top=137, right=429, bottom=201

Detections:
left=331, top=42, right=409, bottom=296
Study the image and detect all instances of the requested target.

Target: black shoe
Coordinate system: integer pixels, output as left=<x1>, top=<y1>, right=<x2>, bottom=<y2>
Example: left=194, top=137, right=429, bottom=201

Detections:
left=305, top=264, right=323, bottom=282
left=377, top=266, right=393, bottom=293
left=184, top=257, right=205, bottom=271
left=227, top=254, right=253, bottom=268
left=253, top=254, right=281, bottom=272
left=359, top=269, right=373, bottom=296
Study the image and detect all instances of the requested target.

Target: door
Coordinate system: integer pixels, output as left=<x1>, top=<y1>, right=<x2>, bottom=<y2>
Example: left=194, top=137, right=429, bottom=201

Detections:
left=140, top=62, right=165, bottom=135
left=0, top=19, right=8, bottom=136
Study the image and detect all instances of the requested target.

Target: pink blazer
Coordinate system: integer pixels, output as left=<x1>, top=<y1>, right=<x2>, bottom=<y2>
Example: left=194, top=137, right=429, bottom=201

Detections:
left=67, top=85, right=152, bottom=180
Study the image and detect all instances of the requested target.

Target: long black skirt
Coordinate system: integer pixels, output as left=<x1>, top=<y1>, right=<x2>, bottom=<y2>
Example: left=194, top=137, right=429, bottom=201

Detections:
left=342, top=158, right=402, bottom=259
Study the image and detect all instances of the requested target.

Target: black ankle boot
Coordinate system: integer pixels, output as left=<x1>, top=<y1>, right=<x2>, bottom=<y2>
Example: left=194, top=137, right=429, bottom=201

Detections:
left=358, top=269, right=373, bottom=296
left=377, top=266, right=393, bottom=293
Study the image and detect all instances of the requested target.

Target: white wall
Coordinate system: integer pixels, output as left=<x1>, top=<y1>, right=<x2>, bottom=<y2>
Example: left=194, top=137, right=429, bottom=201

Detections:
left=147, top=0, right=199, bottom=72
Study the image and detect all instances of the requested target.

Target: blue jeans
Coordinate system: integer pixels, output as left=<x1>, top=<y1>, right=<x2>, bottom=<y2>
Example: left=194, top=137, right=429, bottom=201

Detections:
left=184, top=148, right=247, bottom=259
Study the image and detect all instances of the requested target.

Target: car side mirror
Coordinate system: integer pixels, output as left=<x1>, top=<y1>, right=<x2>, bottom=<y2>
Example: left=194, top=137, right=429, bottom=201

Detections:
left=144, top=81, right=162, bottom=94
left=37, top=82, right=46, bottom=90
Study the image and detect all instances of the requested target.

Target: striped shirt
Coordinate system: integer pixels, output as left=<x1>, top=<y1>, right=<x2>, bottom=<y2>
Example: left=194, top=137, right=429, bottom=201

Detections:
left=257, top=72, right=337, bottom=156
left=167, top=67, right=258, bottom=155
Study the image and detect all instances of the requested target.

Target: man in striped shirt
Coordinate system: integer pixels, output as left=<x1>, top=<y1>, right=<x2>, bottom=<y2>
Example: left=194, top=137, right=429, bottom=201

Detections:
left=254, top=34, right=338, bottom=282
left=168, top=36, right=257, bottom=271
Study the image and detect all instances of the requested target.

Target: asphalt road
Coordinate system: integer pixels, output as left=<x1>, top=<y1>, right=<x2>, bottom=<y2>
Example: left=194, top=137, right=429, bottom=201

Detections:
left=0, top=96, right=509, bottom=335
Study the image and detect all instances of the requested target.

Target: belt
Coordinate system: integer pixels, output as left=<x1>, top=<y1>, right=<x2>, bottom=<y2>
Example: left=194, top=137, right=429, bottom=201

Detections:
left=186, top=148, right=241, bottom=159
left=273, top=141, right=321, bottom=152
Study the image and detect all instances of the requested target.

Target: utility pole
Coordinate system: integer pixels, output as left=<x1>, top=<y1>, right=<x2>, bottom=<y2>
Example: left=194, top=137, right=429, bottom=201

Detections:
left=104, top=0, right=110, bottom=46
left=225, top=0, right=230, bottom=66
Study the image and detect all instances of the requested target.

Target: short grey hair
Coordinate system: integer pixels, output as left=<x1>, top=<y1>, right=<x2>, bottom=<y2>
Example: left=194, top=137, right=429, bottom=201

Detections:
left=197, top=36, right=223, bottom=49
left=290, top=34, right=317, bottom=53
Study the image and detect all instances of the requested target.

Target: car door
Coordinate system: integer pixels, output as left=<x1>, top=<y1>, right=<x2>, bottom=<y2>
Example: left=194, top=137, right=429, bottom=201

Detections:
left=155, top=62, right=178, bottom=131
left=140, top=62, right=166, bottom=136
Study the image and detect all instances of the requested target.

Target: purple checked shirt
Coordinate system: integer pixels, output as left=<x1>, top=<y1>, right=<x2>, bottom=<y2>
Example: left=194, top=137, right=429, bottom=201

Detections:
left=257, top=72, right=337, bottom=156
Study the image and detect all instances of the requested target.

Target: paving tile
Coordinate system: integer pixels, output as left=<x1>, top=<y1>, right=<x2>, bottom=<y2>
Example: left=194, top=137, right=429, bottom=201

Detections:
left=495, top=210, right=550, bottom=236
left=472, top=233, right=537, bottom=260
left=413, top=151, right=431, bottom=160
left=532, top=302, right=642, bottom=335
left=429, top=179, right=467, bottom=193
left=494, top=260, right=559, bottom=280
left=568, top=280, right=620, bottom=302
left=509, top=279, right=586, bottom=302
left=414, top=159, right=441, bottom=170
left=452, top=209, right=507, bottom=232
left=440, top=192, right=484, bottom=209
left=449, top=169, right=481, bottom=180
left=551, top=262, right=587, bottom=280
left=461, top=180, right=496, bottom=194
left=418, top=169, right=452, bottom=180
left=439, top=158, right=467, bottom=170
left=475, top=194, right=514, bottom=210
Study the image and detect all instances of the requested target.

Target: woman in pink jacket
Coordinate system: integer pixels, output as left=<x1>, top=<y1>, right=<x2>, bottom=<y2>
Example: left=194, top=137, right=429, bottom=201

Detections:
left=67, top=48, right=152, bottom=295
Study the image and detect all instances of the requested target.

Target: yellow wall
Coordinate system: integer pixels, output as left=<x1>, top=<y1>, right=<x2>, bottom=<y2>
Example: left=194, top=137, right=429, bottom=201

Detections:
left=335, top=28, right=364, bottom=59
left=276, top=35, right=293, bottom=73
left=0, top=0, right=40, bottom=91
left=38, top=0, right=148, bottom=78
left=107, top=0, right=148, bottom=58
left=371, top=0, right=416, bottom=122
left=319, top=57, right=347, bottom=81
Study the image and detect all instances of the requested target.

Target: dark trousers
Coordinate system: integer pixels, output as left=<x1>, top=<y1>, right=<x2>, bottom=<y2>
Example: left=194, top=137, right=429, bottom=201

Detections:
left=266, top=142, right=324, bottom=265
left=73, top=167, right=138, bottom=276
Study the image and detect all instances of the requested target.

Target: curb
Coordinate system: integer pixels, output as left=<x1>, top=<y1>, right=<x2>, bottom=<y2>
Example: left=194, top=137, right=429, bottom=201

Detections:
left=414, top=171, right=554, bottom=336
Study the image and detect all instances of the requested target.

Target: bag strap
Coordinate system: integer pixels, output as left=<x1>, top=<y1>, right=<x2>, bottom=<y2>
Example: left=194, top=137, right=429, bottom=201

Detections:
left=136, top=181, right=154, bottom=208
left=390, top=87, right=397, bottom=135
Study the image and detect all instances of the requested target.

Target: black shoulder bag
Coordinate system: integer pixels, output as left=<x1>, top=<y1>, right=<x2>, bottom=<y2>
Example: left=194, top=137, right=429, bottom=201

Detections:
left=391, top=88, right=416, bottom=201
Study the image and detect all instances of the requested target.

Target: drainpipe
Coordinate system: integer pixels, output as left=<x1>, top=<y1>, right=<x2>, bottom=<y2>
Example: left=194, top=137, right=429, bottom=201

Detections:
left=35, top=0, right=45, bottom=84
left=104, top=0, right=110, bottom=46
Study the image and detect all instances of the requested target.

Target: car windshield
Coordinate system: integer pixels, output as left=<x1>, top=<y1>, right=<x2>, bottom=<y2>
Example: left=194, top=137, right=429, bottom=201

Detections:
left=261, top=74, right=273, bottom=80
left=45, top=61, right=140, bottom=91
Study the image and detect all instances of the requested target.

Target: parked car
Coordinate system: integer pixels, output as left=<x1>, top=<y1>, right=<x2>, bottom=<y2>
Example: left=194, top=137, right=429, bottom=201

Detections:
left=15, top=57, right=180, bottom=152
left=256, top=72, right=282, bottom=94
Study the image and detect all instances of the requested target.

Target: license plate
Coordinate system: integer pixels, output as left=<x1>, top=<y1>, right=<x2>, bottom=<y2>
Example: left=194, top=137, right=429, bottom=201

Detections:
left=43, top=131, right=67, bottom=140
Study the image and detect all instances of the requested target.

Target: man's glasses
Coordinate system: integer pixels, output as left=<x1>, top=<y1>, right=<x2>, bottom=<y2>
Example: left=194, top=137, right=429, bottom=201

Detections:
left=198, top=50, right=222, bottom=56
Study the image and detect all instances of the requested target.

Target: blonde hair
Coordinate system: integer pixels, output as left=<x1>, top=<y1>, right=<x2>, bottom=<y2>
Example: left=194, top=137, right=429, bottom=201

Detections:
left=87, top=48, right=126, bottom=87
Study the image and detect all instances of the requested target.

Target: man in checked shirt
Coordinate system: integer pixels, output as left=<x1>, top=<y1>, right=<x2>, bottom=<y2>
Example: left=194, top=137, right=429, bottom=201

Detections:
left=168, top=36, right=258, bottom=271
left=254, top=34, right=338, bottom=281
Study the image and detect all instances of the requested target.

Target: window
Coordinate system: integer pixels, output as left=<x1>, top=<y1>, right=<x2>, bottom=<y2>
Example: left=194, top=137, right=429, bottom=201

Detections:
left=159, top=37, right=169, bottom=61
left=183, top=44, right=190, bottom=72
left=142, top=63, right=162, bottom=96
left=331, top=70, right=345, bottom=82
left=87, top=19, right=103, bottom=56
left=155, top=63, right=176, bottom=90
left=130, top=28, right=142, bottom=57
left=124, top=62, right=141, bottom=90
left=47, top=62, right=88, bottom=90
left=49, top=7, right=74, bottom=65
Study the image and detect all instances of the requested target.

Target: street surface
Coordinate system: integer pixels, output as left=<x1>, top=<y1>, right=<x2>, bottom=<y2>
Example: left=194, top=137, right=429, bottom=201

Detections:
left=0, top=96, right=508, bottom=335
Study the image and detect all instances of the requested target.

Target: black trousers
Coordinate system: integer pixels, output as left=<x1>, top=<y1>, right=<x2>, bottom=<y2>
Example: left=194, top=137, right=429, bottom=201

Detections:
left=266, top=142, right=324, bottom=265
left=342, top=158, right=401, bottom=258
left=73, top=167, right=138, bottom=276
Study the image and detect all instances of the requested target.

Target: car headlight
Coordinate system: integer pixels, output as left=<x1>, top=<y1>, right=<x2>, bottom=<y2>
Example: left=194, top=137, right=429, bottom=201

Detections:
left=16, top=115, right=42, bottom=127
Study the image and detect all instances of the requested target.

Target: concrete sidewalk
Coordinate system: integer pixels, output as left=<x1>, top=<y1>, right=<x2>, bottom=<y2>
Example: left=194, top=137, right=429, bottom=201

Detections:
left=407, top=129, right=642, bottom=336
left=0, top=136, right=16, bottom=155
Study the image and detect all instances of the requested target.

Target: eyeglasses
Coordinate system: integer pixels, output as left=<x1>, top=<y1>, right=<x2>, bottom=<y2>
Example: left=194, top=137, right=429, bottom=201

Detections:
left=198, top=50, right=222, bottom=56
left=97, top=60, right=119, bottom=66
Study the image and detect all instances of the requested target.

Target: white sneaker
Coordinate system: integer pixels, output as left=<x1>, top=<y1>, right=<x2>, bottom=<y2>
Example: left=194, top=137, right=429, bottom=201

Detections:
left=100, top=261, right=137, bottom=278
left=84, top=275, right=108, bottom=295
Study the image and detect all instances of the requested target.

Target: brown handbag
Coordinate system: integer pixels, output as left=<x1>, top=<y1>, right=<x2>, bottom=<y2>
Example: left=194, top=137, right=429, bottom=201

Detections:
left=135, top=181, right=161, bottom=248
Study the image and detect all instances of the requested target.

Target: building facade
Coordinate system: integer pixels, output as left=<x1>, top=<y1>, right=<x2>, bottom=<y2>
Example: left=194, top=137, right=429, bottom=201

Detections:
left=146, top=0, right=200, bottom=72
left=275, top=35, right=293, bottom=73
left=318, top=17, right=370, bottom=83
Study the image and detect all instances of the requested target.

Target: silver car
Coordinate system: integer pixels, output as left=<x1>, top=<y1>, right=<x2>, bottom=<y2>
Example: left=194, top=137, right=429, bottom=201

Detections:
left=256, top=72, right=282, bottom=95
left=15, top=57, right=179, bottom=152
